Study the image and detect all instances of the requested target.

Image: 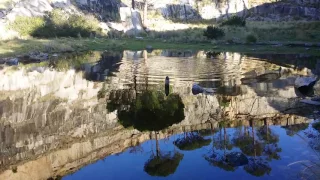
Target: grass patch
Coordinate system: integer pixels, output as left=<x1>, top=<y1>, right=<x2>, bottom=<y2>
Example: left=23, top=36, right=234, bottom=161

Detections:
left=221, top=16, right=246, bottom=27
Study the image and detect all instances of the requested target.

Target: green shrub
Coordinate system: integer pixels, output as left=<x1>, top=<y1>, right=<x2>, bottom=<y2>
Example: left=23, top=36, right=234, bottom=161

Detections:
left=203, top=26, right=225, bottom=40
left=221, top=16, right=246, bottom=27
left=9, top=16, right=45, bottom=36
left=246, top=34, right=257, bottom=43
left=11, top=9, right=102, bottom=38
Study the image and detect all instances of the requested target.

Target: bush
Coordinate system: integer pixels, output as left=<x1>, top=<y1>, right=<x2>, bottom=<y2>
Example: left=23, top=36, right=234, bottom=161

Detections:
left=221, top=16, right=246, bottom=27
left=246, top=34, right=257, bottom=43
left=203, top=26, right=225, bottom=40
left=11, top=9, right=102, bottom=38
left=9, top=16, right=45, bottom=36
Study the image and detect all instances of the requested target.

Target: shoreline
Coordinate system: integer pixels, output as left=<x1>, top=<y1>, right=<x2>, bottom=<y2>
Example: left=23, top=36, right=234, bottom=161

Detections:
left=1, top=38, right=320, bottom=61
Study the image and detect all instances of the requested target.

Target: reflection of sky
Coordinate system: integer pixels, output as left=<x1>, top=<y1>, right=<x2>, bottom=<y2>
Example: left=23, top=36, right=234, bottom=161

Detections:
left=63, top=126, right=317, bottom=180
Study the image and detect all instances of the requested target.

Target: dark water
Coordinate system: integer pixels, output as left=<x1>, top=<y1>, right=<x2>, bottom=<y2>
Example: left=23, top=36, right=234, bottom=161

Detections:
left=0, top=50, right=319, bottom=180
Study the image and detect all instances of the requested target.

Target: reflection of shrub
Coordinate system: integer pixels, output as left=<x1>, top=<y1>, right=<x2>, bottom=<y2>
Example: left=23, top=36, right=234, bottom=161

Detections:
left=221, top=16, right=246, bottom=27
left=244, top=159, right=271, bottom=177
left=144, top=152, right=184, bottom=177
left=174, top=133, right=211, bottom=150
left=12, top=166, right=17, bottom=173
left=233, top=136, right=263, bottom=156
left=206, top=51, right=221, bottom=59
left=9, top=16, right=45, bottom=36
left=203, top=26, right=225, bottom=40
left=246, top=34, right=257, bottom=43
left=282, top=123, right=309, bottom=136
left=117, top=91, right=185, bottom=131
left=313, top=122, right=320, bottom=131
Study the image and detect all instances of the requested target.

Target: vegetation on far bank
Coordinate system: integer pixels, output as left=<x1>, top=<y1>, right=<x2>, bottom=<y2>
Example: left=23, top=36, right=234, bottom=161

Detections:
left=2, top=8, right=320, bottom=58
left=1, top=38, right=320, bottom=59
left=6, top=7, right=320, bottom=44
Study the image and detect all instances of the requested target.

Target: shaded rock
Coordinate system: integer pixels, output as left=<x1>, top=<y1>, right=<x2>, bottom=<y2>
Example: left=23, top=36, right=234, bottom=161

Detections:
left=27, top=66, right=47, bottom=73
left=226, top=152, right=249, bottom=167
left=146, top=45, right=153, bottom=53
left=0, top=11, right=5, bottom=19
left=28, top=52, right=49, bottom=61
left=192, top=84, right=204, bottom=95
left=5, top=58, right=19, bottom=66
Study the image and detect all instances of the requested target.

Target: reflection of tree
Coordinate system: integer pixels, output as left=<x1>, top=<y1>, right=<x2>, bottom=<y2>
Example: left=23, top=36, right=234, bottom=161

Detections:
left=257, top=120, right=282, bottom=161
left=205, top=152, right=236, bottom=172
left=215, top=122, right=233, bottom=151
left=110, top=90, right=185, bottom=131
left=144, top=132, right=184, bottom=177
left=233, top=123, right=263, bottom=157
left=204, top=121, right=239, bottom=172
left=173, top=131, right=211, bottom=151
left=244, top=158, right=271, bottom=177
left=240, top=121, right=271, bottom=177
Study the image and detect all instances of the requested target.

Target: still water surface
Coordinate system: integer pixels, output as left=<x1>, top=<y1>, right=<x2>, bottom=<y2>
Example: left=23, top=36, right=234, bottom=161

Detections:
left=0, top=50, right=319, bottom=180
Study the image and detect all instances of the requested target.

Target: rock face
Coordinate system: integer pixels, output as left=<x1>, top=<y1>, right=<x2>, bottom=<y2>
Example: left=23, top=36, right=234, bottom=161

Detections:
left=126, top=0, right=320, bottom=20
left=75, top=0, right=121, bottom=21
left=6, top=0, right=53, bottom=21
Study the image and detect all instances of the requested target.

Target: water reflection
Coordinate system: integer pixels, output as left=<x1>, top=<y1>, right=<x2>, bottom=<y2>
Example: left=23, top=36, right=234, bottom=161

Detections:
left=0, top=50, right=319, bottom=180
left=108, top=90, right=185, bottom=131
left=144, top=132, right=184, bottom=177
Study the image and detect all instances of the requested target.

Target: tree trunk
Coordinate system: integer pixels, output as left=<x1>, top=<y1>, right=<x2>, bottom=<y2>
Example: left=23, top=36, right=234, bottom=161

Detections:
left=223, top=126, right=227, bottom=157
left=183, top=4, right=187, bottom=22
left=143, top=0, right=148, bottom=26
left=132, top=0, right=135, bottom=9
left=251, top=121, right=256, bottom=161
left=155, top=132, right=160, bottom=157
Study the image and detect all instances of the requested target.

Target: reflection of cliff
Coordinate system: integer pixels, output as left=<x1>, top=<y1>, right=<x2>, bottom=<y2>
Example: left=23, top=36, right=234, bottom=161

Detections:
left=0, top=51, right=318, bottom=180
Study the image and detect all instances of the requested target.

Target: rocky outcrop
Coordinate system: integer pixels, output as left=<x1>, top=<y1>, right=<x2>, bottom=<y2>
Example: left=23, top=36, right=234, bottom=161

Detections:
left=132, top=0, right=320, bottom=21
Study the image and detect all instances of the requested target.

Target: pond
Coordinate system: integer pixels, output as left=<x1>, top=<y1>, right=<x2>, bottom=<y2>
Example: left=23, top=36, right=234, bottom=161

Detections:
left=0, top=50, right=319, bottom=180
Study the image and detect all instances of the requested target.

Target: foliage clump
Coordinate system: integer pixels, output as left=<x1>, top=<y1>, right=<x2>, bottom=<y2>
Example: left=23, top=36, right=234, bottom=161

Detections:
left=144, top=152, right=184, bottom=177
left=246, top=34, right=257, bottom=43
left=9, top=16, right=45, bottom=36
left=221, top=16, right=246, bottom=27
left=10, top=9, right=102, bottom=38
left=203, top=26, right=225, bottom=40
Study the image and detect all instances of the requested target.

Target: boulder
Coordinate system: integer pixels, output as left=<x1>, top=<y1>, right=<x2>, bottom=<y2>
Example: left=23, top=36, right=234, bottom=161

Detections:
left=120, top=8, right=144, bottom=36
left=146, top=45, right=153, bottom=53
